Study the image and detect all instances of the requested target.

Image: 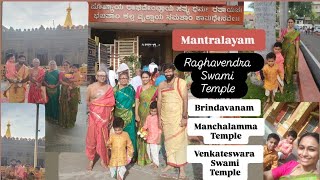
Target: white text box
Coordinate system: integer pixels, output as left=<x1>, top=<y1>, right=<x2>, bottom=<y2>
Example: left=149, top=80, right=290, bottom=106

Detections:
left=187, top=145, right=263, bottom=180
left=188, top=99, right=261, bottom=116
left=188, top=118, right=265, bottom=144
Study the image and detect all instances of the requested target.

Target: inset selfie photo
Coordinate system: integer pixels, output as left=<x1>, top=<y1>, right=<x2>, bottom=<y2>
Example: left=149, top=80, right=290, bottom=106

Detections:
left=263, top=102, right=319, bottom=179
left=1, top=103, right=45, bottom=180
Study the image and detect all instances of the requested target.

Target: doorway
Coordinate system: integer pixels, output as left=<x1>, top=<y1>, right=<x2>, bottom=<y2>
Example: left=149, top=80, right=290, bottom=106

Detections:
left=139, top=36, right=165, bottom=68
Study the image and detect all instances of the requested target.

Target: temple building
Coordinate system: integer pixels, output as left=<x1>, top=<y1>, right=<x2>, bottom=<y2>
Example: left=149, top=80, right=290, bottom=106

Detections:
left=64, top=3, right=73, bottom=28
left=1, top=4, right=88, bottom=67
left=264, top=102, right=319, bottom=137
left=87, top=1, right=244, bottom=76
left=1, top=121, right=45, bottom=167
left=5, top=120, right=11, bottom=138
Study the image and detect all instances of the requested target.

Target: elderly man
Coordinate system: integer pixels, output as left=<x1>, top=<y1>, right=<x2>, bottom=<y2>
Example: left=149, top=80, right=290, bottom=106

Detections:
left=28, top=58, right=46, bottom=103
left=108, top=66, right=117, bottom=87
left=130, top=68, right=142, bottom=91
left=158, top=63, right=188, bottom=179
left=117, top=60, right=129, bottom=76
left=148, top=58, right=158, bottom=73
left=86, top=70, right=115, bottom=170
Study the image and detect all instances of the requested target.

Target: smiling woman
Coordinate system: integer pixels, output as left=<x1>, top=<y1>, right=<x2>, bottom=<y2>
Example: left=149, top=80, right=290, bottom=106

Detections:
left=114, top=72, right=138, bottom=163
left=263, top=132, right=320, bottom=180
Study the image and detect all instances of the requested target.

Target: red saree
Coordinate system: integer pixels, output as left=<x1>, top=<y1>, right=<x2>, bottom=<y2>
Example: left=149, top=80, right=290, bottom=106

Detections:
left=85, top=86, right=115, bottom=165
left=28, top=68, right=47, bottom=103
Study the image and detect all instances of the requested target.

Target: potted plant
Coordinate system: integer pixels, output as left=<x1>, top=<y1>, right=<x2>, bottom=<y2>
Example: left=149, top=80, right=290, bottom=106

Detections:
left=123, top=54, right=141, bottom=77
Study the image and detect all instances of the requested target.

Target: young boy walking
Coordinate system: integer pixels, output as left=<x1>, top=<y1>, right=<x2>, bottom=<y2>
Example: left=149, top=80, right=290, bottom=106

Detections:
left=263, top=52, right=284, bottom=102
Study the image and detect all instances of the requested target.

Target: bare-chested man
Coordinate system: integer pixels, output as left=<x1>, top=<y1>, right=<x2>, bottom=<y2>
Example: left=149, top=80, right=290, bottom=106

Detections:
left=86, top=70, right=115, bottom=170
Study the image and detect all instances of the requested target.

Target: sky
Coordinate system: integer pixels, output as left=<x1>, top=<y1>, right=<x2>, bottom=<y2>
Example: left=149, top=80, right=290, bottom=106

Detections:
left=244, top=2, right=253, bottom=12
left=3, top=2, right=88, bottom=29
left=1, top=103, right=45, bottom=138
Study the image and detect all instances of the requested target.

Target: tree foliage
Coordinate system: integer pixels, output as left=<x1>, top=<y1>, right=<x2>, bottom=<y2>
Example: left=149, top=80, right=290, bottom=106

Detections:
left=288, top=2, right=313, bottom=18
left=249, top=2, right=313, bottom=19
left=123, top=54, right=141, bottom=77
left=248, top=2, right=254, bottom=9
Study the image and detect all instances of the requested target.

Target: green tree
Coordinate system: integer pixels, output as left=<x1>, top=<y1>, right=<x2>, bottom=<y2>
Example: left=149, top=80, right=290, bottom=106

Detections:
left=249, top=2, right=313, bottom=18
left=288, top=2, right=313, bottom=18
left=310, top=11, right=317, bottom=24
left=248, top=2, right=254, bottom=10
left=315, top=15, right=320, bottom=24
left=123, top=54, right=141, bottom=78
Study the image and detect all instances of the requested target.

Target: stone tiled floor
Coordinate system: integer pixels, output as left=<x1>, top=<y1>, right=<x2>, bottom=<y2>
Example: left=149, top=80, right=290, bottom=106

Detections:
left=58, top=152, right=202, bottom=180
left=45, top=86, right=87, bottom=152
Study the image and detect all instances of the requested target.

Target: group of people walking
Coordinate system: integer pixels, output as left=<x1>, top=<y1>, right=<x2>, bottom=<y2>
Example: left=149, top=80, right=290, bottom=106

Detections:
left=261, top=18, right=301, bottom=102
left=85, top=63, right=188, bottom=180
left=4, top=54, right=81, bottom=128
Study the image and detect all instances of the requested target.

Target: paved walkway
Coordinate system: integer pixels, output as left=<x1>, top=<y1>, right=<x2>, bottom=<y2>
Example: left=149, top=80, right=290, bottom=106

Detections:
left=56, top=92, right=202, bottom=179
left=300, top=33, right=320, bottom=63
left=46, top=86, right=88, bottom=152
left=58, top=152, right=202, bottom=180
left=297, top=49, right=320, bottom=102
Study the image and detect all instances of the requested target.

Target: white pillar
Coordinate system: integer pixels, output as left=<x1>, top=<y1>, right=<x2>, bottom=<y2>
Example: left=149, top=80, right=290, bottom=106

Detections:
left=34, top=104, right=39, bottom=168
left=0, top=2, right=2, bottom=87
left=280, top=2, right=289, bottom=29
left=254, top=2, right=277, bottom=59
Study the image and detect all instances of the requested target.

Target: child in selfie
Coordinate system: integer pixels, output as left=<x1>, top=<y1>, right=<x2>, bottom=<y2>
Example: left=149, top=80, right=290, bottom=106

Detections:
left=264, top=133, right=280, bottom=171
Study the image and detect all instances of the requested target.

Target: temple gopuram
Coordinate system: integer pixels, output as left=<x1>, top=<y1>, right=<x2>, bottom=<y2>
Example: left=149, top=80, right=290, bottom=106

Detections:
left=1, top=4, right=88, bottom=67
left=1, top=121, right=45, bottom=167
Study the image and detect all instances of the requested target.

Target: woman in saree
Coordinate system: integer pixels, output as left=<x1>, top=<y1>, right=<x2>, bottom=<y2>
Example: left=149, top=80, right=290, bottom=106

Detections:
left=150, top=68, right=160, bottom=86
left=114, top=72, right=138, bottom=162
left=277, top=18, right=300, bottom=84
left=44, top=60, right=60, bottom=124
left=135, top=71, right=157, bottom=166
left=264, top=132, right=319, bottom=180
left=59, top=61, right=80, bottom=128
left=28, top=58, right=46, bottom=104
